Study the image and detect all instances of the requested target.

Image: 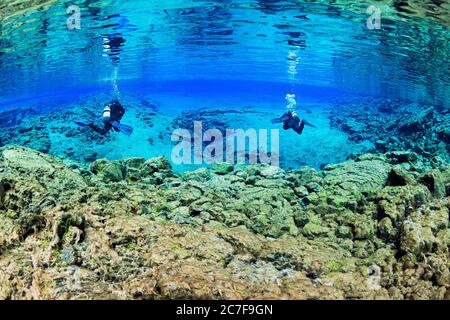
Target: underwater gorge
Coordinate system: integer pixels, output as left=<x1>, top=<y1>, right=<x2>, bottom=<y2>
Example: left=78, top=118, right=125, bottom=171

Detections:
left=0, top=0, right=449, bottom=301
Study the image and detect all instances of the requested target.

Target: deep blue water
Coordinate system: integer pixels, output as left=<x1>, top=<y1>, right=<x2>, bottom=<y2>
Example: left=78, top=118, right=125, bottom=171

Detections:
left=0, top=80, right=351, bottom=110
left=1, top=0, right=448, bottom=105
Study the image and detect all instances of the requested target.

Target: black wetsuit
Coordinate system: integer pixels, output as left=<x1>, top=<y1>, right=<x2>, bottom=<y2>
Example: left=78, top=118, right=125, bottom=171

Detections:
left=105, top=34, right=126, bottom=64
left=272, top=112, right=307, bottom=135
left=89, top=101, right=125, bottom=135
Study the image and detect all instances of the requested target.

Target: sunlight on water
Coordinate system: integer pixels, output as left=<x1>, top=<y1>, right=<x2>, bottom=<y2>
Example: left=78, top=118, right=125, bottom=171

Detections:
left=0, top=0, right=448, bottom=106
left=0, top=0, right=448, bottom=170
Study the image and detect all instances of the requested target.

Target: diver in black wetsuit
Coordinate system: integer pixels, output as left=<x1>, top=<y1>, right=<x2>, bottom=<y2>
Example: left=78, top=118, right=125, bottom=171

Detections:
left=272, top=94, right=316, bottom=135
left=271, top=111, right=316, bottom=135
left=104, top=34, right=126, bottom=65
left=75, top=100, right=133, bottom=136
left=74, top=20, right=134, bottom=136
left=90, top=100, right=125, bottom=135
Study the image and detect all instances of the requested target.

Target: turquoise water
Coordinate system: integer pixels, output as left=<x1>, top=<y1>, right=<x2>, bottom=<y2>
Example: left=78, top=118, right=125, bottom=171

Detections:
left=0, top=0, right=448, bottom=170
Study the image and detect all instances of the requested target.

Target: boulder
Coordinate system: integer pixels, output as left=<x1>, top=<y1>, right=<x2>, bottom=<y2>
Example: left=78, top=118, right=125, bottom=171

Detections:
left=302, top=222, right=331, bottom=239
left=141, top=156, right=172, bottom=177
left=210, top=163, right=234, bottom=175
left=90, top=159, right=124, bottom=183
left=0, top=145, right=86, bottom=193
left=418, top=170, right=446, bottom=198
left=323, top=159, right=391, bottom=192
left=387, top=165, right=415, bottom=186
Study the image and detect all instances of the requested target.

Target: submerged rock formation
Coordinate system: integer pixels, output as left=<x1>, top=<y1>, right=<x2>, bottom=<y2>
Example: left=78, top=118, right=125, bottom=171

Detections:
left=0, top=145, right=448, bottom=300
left=329, top=99, right=450, bottom=166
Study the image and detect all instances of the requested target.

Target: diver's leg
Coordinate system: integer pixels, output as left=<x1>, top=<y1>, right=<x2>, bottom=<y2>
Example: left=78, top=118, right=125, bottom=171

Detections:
left=294, top=121, right=306, bottom=135
left=271, top=117, right=283, bottom=124
left=88, top=123, right=111, bottom=135
left=302, top=119, right=317, bottom=128
left=271, top=113, right=290, bottom=124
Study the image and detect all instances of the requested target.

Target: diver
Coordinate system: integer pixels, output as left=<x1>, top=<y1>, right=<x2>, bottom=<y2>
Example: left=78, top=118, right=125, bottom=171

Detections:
left=75, top=100, right=133, bottom=136
left=103, top=33, right=126, bottom=64
left=271, top=94, right=316, bottom=135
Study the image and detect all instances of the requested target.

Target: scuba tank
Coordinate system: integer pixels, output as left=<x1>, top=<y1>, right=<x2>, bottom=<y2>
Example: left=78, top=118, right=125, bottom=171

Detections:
left=103, top=105, right=111, bottom=123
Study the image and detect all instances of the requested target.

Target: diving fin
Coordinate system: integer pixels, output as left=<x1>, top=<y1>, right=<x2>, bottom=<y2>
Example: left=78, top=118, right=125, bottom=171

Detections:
left=112, top=121, right=134, bottom=136
left=75, top=121, right=88, bottom=127
left=271, top=114, right=290, bottom=124
left=271, top=118, right=282, bottom=124
left=302, top=119, right=317, bottom=128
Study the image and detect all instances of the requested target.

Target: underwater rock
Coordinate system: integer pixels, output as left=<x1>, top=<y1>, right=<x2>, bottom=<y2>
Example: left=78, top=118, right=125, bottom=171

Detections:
left=375, top=140, right=388, bottom=152
left=384, top=151, right=419, bottom=165
left=0, top=108, right=38, bottom=128
left=378, top=217, right=396, bottom=241
left=443, top=167, right=450, bottom=197
left=437, top=128, right=450, bottom=144
left=302, top=223, right=331, bottom=239
left=90, top=159, right=125, bottom=183
left=210, top=163, right=234, bottom=175
left=323, top=158, right=391, bottom=192
left=0, top=145, right=86, bottom=192
left=172, top=108, right=234, bottom=140
left=329, top=99, right=450, bottom=168
left=397, top=108, right=434, bottom=135
left=141, top=156, right=172, bottom=177
left=0, top=146, right=448, bottom=300
left=1, top=125, right=52, bottom=153
left=387, top=165, right=415, bottom=187
left=89, top=156, right=173, bottom=185
left=418, top=170, right=445, bottom=198
left=83, top=150, right=98, bottom=163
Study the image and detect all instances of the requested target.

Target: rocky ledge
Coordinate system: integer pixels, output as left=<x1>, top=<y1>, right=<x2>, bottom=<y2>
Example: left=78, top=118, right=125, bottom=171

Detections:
left=329, top=99, right=450, bottom=166
left=0, top=145, right=448, bottom=300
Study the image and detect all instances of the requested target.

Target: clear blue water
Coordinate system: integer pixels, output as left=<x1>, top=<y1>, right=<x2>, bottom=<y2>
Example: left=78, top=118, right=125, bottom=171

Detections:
left=0, top=0, right=449, bottom=169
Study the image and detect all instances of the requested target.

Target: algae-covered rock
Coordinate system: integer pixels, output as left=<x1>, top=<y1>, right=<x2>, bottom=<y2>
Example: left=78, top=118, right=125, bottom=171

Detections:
left=90, top=156, right=172, bottom=184
left=0, top=145, right=86, bottom=191
left=418, top=170, right=446, bottom=198
left=378, top=217, right=397, bottom=241
left=259, top=165, right=283, bottom=178
left=210, top=163, right=234, bottom=175
left=387, top=165, right=415, bottom=186
left=323, top=159, right=391, bottom=192
left=90, top=159, right=125, bottom=183
left=400, top=220, right=428, bottom=256
left=141, top=156, right=172, bottom=177
left=122, top=157, right=146, bottom=182
left=336, top=225, right=353, bottom=239
left=0, top=147, right=448, bottom=300
left=302, top=223, right=331, bottom=239
left=443, top=167, right=450, bottom=197
left=384, top=151, right=420, bottom=165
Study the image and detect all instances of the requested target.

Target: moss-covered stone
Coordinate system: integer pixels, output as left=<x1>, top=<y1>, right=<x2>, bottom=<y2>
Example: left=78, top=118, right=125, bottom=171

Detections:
left=210, top=163, right=234, bottom=175
left=0, top=146, right=448, bottom=300
left=387, top=165, right=415, bottom=186
left=91, top=159, right=124, bottom=183
left=418, top=170, right=446, bottom=198
left=302, top=223, right=331, bottom=239
left=378, top=217, right=397, bottom=241
left=141, top=156, right=172, bottom=177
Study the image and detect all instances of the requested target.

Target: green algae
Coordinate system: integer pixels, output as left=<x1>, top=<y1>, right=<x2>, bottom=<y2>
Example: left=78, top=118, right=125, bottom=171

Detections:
left=0, top=145, right=448, bottom=300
